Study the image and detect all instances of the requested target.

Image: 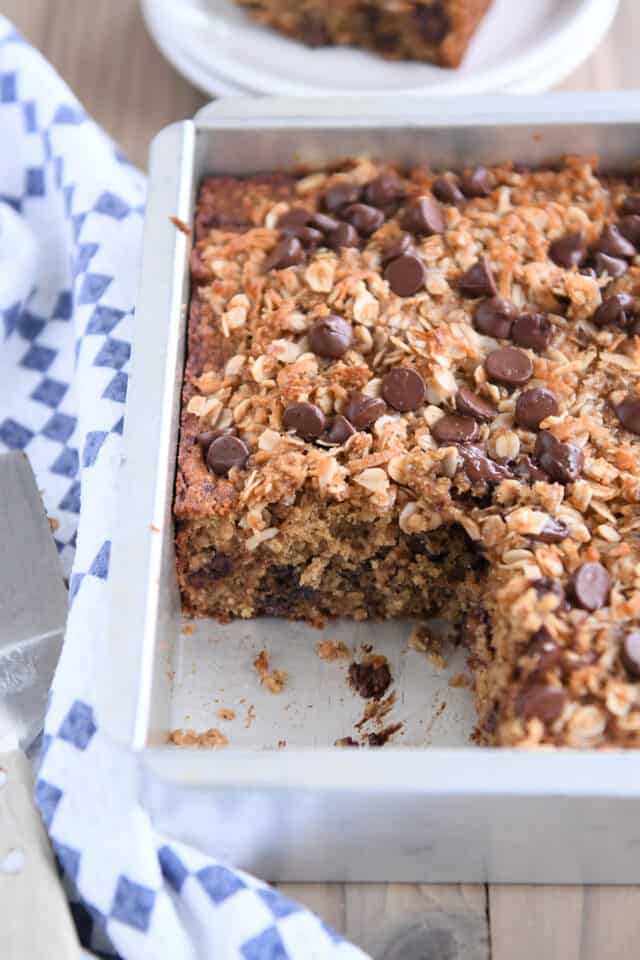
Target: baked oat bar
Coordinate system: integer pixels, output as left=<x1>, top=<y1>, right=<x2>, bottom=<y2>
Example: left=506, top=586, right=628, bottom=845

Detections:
left=234, top=0, right=492, bottom=66
left=175, top=156, right=640, bottom=749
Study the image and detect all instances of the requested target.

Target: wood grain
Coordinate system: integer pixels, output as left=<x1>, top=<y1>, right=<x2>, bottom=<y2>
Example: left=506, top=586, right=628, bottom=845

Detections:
left=3, top=0, right=639, bottom=957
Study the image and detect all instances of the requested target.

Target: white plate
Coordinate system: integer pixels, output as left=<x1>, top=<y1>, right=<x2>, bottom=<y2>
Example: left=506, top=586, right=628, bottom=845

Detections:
left=142, top=0, right=619, bottom=97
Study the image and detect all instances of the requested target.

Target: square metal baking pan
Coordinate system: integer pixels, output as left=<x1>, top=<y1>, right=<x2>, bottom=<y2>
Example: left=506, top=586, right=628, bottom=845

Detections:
left=100, top=93, right=640, bottom=883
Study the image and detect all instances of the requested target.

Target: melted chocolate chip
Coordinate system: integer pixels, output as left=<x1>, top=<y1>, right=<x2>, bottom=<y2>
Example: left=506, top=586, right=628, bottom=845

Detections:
left=512, top=456, right=548, bottom=483
left=460, top=166, right=492, bottom=199
left=593, top=252, right=628, bottom=278
left=527, top=626, right=562, bottom=673
left=620, top=195, right=640, bottom=217
left=473, top=297, right=517, bottom=339
left=308, top=315, right=352, bottom=358
left=414, top=1, right=450, bottom=42
left=310, top=212, right=340, bottom=234
left=343, top=202, right=385, bottom=236
left=617, top=214, right=640, bottom=247
left=282, top=401, right=326, bottom=439
left=534, top=430, right=583, bottom=484
left=621, top=631, right=640, bottom=678
left=569, top=562, right=610, bottom=611
left=597, top=223, right=637, bottom=259
left=516, top=684, right=566, bottom=723
left=515, top=387, right=559, bottom=431
left=530, top=517, right=569, bottom=544
left=191, top=552, right=233, bottom=585
left=511, top=313, right=553, bottom=352
left=401, top=197, right=444, bottom=236
left=616, top=394, right=640, bottom=435
left=485, top=347, right=533, bottom=387
left=349, top=659, right=392, bottom=700
left=549, top=231, right=586, bottom=269
left=458, top=258, right=497, bottom=298
left=277, top=207, right=311, bottom=229
left=207, top=435, right=249, bottom=475
left=326, top=222, right=360, bottom=250
left=365, top=173, right=405, bottom=207
left=322, top=183, right=361, bottom=213
left=384, top=254, right=426, bottom=297
left=458, top=445, right=511, bottom=485
left=593, top=293, right=635, bottom=328
left=456, top=387, right=496, bottom=421
left=534, top=576, right=567, bottom=609
left=263, top=235, right=305, bottom=271
left=432, top=177, right=464, bottom=206
left=282, top=225, right=323, bottom=250
left=381, top=367, right=426, bottom=412
left=432, top=414, right=479, bottom=444
left=344, top=392, right=386, bottom=429
left=324, top=415, right=355, bottom=444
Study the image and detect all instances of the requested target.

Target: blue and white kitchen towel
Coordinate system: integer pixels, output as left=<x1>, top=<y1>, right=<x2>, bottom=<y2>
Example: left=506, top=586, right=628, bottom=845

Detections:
left=0, top=19, right=368, bottom=960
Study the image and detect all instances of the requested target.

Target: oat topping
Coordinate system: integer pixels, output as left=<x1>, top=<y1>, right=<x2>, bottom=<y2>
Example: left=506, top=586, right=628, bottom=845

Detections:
left=176, top=155, right=640, bottom=749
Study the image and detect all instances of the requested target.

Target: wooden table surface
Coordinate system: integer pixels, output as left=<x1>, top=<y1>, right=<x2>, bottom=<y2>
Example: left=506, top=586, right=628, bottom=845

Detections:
left=7, top=1, right=640, bottom=957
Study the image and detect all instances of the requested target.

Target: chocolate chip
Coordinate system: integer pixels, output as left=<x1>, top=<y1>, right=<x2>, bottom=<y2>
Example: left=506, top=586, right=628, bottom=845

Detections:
left=460, top=167, right=491, bottom=199
left=515, top=387, right=559, bottom=430
left=324, top=415, right=355, bottom=444
left=620, top=195, right=640, bottom=216
left=282, top=225, right=323, bottom=250
left=621, top=631, right=640, bottom=678
left=530, top=517, right=569, bottom=544
left=432, top=414, right=479, bottom=444
left=322, top=183, right=361, bottom=213
left=381, top=232, right=414, bottom=264
left=593, top=293, right=635, bottom=328
left=458, top=258, right=497, bottom=298
left=300, top=13, right=331, bottom=46
left=191, top=552, right=233, bottom=586
left=534, top=576, right=567, bottom=609
left=432, top=177, right=464, bottom=206
left=516, top=684, right=566, bottom=723
left=414, top=1, right=450, bottom=42
left=616, top=394, right=640, bottom=434
left=196, top=426, right=237, bottom=455
left=617, top=214, right=640, bottom=247
left=310, top=212, right=340, bottom=234
left=344, top=392, right=386, bottom=429
left=263, top=235, right=305, bottom=271
left=485, top=347, right=533, bottom=387
left=456, top=387, right=496, bottom=421
left=282, top=401, right=326, bottom=439
left=597, top=223, right=637, bottom=258
left=569, top=562, right=610, bottom=611
left=349, top=658, right=392, bottom=700
left=549, top=231, right=586, bottom=268
left=527, top=627, right=562, bottom=672
left=343, top=203, right=385, bottom=236
left=326, top=222, right=360, bottom=250
left=512, top=456, right=548, bottom=483
left=381, top=367, right=426, bottom=412
left=511, top=313, right=553, bottom=352
left=534, top=430, right=583, bottom=484
left=458, top=445, right=511, bottom=485
left=401, top=197, right=444, bottom=236
left=309, top=314, right=352, bottom=358
left=373, top=31, right=400, bottom=52
left=365, top=173, right=405, bottom=207
left=277, top=207, right=311, bottom=229
left=593, top=252, right=628, bottom=278
left=384, top=254, right=426, bottom=297
left=473, top=297, right=517, bottom=339
left=207, top=434, right=249, bottom=475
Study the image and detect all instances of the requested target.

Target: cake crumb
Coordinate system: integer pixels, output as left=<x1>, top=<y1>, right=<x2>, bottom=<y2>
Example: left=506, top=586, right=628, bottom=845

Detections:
left=278, top=739, right=287, bottom=748
left=368, top=723, right=403, bottom=747
left=170, top=727, right=228, bottom=748
left=335, top=736, right=359, bottom=748
left=348, top=654, right=392, bottom=700
left=217, top=707, right=236, bottom=721
left=317, top=639, right=350, bottom=661
left=356, top=690, right=397, bottom=729
left=448, top=672, right=470, bottom=689
left=170, top=215, right=192, bottom=235
left=181, top=623, right=195, bottom=636
left=261, top=669, right=288, bottom=694
left=49, top=516, right=60, bottom=533
left=254, top=648, right=269, bottom=675
left=245, top=704, right=256, bottom=728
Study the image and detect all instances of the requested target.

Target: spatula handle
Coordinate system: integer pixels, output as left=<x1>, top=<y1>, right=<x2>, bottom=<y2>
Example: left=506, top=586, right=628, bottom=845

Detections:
left=0, top=749, right=79, bottom=959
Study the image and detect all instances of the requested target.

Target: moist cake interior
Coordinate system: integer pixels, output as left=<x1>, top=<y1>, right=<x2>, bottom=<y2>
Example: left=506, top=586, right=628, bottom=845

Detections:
left=175, top=156, right=640, bottom=749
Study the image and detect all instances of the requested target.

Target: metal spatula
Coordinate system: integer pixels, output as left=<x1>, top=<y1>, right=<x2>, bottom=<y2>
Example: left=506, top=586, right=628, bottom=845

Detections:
left=0, top=451, right=79, bottom=958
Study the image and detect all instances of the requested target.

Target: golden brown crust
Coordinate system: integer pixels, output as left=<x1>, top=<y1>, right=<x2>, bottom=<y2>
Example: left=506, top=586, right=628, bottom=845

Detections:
left=176, top=155, right=640, bottom=749
left=234, top=0, right=493, bottom=67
